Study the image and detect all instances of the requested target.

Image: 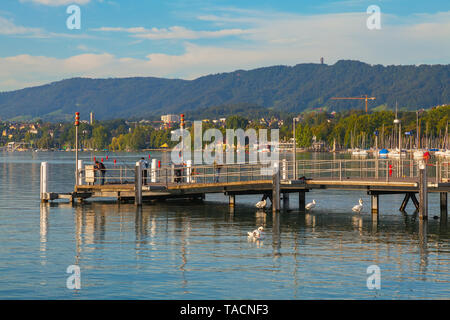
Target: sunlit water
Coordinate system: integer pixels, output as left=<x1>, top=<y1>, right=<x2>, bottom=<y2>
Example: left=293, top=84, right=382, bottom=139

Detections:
left=0, top=151, right=448, bottom=299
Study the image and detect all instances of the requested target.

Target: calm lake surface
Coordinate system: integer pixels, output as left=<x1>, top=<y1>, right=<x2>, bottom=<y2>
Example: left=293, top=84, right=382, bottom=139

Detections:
left=0, top=151, right=448, bottom=299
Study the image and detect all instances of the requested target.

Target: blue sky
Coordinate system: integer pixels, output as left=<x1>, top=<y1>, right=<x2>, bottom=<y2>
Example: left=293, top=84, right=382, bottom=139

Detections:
left=0, top=0, right=449, bottom=91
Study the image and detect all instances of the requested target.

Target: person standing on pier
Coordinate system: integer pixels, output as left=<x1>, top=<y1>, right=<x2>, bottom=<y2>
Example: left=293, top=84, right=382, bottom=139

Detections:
left=95, top=160, right=106, bottom=185
left=140, top=157, right=149, bottom=185
left=214, top=160, right=222, bottom=183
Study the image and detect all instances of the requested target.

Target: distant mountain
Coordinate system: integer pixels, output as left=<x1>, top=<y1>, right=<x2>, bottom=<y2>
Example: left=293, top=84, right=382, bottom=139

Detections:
left=0, top=60, right=448, bottom=121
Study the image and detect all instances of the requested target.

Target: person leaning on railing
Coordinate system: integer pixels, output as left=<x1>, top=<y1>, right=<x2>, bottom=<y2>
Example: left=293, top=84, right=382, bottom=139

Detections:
left=94, top=160, right=106, bottom=185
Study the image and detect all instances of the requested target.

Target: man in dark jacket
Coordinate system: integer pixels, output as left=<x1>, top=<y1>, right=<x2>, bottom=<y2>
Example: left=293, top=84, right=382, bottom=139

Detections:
left=95, top=161, right=106, bottom=185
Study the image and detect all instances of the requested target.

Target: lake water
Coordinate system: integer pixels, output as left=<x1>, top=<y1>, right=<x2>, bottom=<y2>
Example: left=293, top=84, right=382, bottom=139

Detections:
left=0, top=151, right=448, bottom=299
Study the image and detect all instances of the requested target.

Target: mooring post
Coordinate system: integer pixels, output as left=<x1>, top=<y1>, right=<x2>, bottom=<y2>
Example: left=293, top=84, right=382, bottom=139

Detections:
left=272, top=162, right=280, bottom=213
left=419, top=161, right=428, bottom=219
left=135, top=161, right=143, bottom=206
left=440, top=192, right=448, bottom=221
left=40, top=162, right=48, bottom=203
left=229, top=195, right=235, bottom=207
left=299, top=192, right=306, bottom=213
left=77, top=159, right=83, bottom=186
left=371, top=194, right=379, bottom=216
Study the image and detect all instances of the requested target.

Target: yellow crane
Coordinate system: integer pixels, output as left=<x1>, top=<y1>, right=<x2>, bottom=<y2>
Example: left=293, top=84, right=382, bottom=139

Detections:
left=331, top=95, right=376, bottom=113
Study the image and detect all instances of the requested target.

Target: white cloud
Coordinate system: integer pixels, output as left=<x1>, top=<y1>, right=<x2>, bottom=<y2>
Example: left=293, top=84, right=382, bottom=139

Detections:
left=19, top=0, right=90, bottom=6
left=0, top=16, right=43, bottom=35
left=93, top=25, right=249, bottom=40
left=0, top=15, right=95, bottom=38
left=1, top=10, right=449, bottom=91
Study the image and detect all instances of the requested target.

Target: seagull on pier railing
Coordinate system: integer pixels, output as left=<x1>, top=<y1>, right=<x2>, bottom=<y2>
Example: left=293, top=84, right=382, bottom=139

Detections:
left=247, top=226, right=264, bottom=239
left=352, top=198, right=364, bottom=213
left=305, top=199, right=316, bottom=211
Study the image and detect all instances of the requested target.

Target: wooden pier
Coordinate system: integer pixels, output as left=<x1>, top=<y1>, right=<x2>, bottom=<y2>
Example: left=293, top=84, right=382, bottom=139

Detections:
left=41, top=158, right=450, bottom=220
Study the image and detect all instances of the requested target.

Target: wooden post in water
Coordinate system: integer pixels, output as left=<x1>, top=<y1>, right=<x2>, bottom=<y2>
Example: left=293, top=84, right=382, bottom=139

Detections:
left=40, top=162, right=48, bottom=203
left=135, top=161, right=142, bottom=206
left=419, top=161, right=428, bottom=219
left=371, top=194, right=379, bottom=217
left=272, top=163, right=280, bottom=213
left=229, top=195, right=235, bottom=207
left=440, top=192, right=448, bottom=221
left=299, top=192, right=306, bottom=213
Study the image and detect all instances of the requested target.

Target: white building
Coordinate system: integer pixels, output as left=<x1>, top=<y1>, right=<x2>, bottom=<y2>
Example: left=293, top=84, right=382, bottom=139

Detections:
left=161, top=114, right=180, bottom=124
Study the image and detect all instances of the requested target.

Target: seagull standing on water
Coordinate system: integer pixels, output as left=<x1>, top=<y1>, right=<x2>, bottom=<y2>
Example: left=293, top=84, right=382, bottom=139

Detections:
left=305, top=199, right=316, bottom=211
left=247, top=226, right=264, bottom=239
left=352, top=198, right=364, bottom=213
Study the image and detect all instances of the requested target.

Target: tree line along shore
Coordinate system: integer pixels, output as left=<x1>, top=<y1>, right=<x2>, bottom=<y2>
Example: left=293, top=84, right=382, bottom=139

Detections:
left=1, top=105, right=449, bottom=152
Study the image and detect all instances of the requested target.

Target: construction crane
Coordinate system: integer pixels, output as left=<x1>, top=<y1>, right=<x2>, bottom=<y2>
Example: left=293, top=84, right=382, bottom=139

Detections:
left=331, top=95, right=376, bottom=113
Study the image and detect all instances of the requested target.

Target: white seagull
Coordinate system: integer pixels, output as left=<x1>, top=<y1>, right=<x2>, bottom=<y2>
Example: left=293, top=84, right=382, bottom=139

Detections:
left=305, top=199, right=316, bottom=211
left=247, top=226, right=264, bottom=239
left=352, top=198, right=364, bottom=213
left=255, top=199, right=267, bottom=209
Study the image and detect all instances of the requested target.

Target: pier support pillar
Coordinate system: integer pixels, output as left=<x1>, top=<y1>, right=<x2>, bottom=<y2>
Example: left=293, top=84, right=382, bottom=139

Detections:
left=371, top=194, right=379, bottom=216
left=400, top=193, right=411, bottom=212
left=272, top=166, right=280, bottom=213
left=282, top=193, right=289, bottom=211
left=229, top=195, right=235, bottom=207
left=40, top=162, right=48, bottom=203
left=419, top=162, right=428, bottom=219
left=410, top=193, right=420, bottom=210
left=440, top=192, right=448, bottom=221
left=299, top=192, right=306, bottom=213
left=135, top=161, right=143, bottom=206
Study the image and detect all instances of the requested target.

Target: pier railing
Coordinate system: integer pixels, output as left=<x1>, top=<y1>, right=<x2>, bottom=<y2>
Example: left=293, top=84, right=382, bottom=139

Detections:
left=77, top=158, right=450, bottom=187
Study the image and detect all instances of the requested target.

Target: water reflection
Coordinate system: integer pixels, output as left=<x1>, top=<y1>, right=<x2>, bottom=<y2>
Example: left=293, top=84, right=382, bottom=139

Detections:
left=39, top=204, right=48, bottom=265
left=272, top=213, right=281, bottom=259
left=33, top=200, right=449, bottom=299
left=418, top=219, right=428, bottom=278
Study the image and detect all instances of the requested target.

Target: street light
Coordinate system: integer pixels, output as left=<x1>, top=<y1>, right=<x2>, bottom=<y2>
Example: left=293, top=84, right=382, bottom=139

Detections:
left=293, top=116, right=299, bottom=180
left=74, top=112, right=79, bottom=186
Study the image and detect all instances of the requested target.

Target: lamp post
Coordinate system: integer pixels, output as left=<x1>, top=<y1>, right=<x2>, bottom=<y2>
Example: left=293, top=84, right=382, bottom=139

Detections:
left=74, top=112, right=80, bottom=186
left=293, top=116, right=299, bottom=180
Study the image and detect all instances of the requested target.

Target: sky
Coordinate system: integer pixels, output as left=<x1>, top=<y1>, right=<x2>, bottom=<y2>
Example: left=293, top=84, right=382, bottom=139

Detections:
left=0, top=0, right=449, bottom=91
